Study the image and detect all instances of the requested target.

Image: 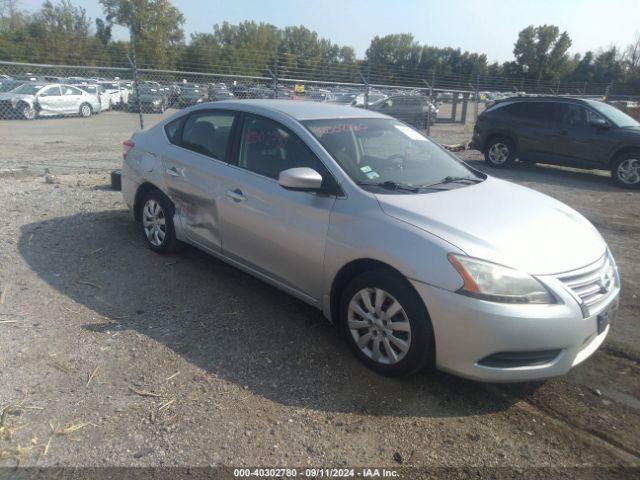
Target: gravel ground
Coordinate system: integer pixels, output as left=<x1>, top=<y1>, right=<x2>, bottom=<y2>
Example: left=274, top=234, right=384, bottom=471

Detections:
left=0, top=110, right=639, bottom=475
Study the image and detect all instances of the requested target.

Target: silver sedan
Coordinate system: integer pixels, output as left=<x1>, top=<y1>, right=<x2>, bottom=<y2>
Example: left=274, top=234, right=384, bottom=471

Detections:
left=121, top=100, right=620, bottom=382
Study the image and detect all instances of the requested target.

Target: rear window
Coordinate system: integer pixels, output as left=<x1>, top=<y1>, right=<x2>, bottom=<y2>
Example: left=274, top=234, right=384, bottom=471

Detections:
left=164, top=116, right=186, bottom=144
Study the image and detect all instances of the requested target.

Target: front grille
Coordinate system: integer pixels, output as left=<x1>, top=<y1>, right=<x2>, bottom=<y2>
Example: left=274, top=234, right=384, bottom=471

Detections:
left=556, top=253, right=618, bottom=316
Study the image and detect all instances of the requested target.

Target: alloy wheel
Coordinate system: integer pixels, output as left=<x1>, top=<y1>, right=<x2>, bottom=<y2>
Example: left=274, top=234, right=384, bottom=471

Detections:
left=142, top=199, right=167, bottom=247
left=348, top=288, right=412, bottom=365
left=488, top=142, right=509, bottom=164
left=617, top=158, right=640, bottom=185
left=23, top=105, right=35, bottom=120
left=81, top=104, right=91, bottom=117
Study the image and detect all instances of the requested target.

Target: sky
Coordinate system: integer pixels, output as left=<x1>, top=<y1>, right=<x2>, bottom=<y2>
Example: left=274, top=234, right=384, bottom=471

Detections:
left=18, top=0, right=640, bottom=62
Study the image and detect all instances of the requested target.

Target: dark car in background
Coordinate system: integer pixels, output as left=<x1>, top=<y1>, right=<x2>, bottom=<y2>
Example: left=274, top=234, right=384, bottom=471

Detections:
left=129, top=85, right=167, bottom=113
left=471, top=97, right=640, bottom=188
left=207, top=84, right=234, bottom=101
left=174, top=84, right=207, bottom=108
left=366, top=95, right=438, bottom=129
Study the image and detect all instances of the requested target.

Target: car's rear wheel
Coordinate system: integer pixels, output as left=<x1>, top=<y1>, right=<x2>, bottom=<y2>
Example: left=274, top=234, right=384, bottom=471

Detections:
left=139, top=190, right=184, bottom=253
left=79, top=103, right=92, bottom=118
left=485, top=137, right=516, bottom=168
left=611, top=153, right=640, bottom=189
left=339, top=269, right=435, bottom=376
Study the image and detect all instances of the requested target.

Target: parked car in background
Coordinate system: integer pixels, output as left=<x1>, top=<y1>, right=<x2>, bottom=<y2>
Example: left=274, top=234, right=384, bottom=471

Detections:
left=327, top=91, right=358, bottom=105
left=72, top=83, right=106, bottom=112
left=471, top=96, right=640, bottom=188
left=0, top=78, right=23, bottom=92
left=98, top=81, right=130, bottom=109
left=366, top=95, right=438, bottom=129
left=0, top=83, right=97, bottom=119
left=208, top=84, right=235, bottom=101
left=351, top=92, right=388, bottom=107
left=175, top=84, right=207, bottom=108
left=120, top=100, right=619, bottom=382
left=129, top=85, right=167, bottom=113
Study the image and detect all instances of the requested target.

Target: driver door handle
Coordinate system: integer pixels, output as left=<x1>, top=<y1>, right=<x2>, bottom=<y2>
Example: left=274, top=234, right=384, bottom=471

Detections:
left=226, top=188, right=247, bottom=202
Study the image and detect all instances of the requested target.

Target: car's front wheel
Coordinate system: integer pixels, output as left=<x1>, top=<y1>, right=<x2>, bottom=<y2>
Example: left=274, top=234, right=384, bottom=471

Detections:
left=611, top=152, right=640, bottom=189
left=340, top=269, right=435, bottom=376
left=139, top=190, right=184, bottom=253
left=19, top=102, right=36, bottom=120
left=485, top=137, right=516, bottom=168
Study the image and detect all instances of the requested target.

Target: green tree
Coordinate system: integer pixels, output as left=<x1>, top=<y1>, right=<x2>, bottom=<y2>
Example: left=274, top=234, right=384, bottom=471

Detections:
left=513, top=25, right=572, bottom=82
left=100, top=0, right=185, bottom=69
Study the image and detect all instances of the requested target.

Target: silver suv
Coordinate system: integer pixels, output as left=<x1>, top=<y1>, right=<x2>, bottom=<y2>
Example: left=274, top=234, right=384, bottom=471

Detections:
left=121, top=100, right=619, bottom=382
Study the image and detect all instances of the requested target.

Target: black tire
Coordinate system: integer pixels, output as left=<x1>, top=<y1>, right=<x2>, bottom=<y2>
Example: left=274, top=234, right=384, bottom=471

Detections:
left=484, top=136, right=516, bottom=168
left=138, top=190, right=184, bottom=254
left=79, top=102, right=92, bottom=118
left=110, top=170, right=122, bottom=191
left=339, top=269, right=435, bottom=377
left=611, top=152, right=640, bottom=189
left=19, top=102, right=36, bottom=120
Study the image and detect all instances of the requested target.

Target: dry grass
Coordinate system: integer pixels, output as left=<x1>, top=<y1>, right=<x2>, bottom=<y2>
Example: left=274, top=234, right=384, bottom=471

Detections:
left=128, top=386, right=163, bottom=398
left=0, top=285, right=8, bottom=305
left=86, top=366, right=99, bottom=387
left=51, top=422, right=91, bottom=436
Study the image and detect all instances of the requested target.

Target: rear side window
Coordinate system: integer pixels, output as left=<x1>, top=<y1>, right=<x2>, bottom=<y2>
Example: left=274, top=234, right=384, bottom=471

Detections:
left=180, top=111, right=235, bottom=160
left=164, top=116, right=186, bottom=144
left=501, top=102, right=562, bottom=122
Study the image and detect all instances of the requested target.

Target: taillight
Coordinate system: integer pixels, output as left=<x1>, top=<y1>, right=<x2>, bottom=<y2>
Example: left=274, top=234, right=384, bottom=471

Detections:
left=122, top=139, right=134, bottom=160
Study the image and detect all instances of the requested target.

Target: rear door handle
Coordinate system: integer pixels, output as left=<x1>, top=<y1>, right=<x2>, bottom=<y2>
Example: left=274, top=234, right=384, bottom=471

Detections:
left=225, top=188, right=247, bottom=202
left=166, top=166, right=180, bottom=177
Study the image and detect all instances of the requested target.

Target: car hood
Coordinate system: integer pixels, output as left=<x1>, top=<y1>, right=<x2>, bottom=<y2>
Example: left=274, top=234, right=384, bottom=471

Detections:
left=0, top=93, right=34, bottom=102
left=376, top=176, right=606, bottom=275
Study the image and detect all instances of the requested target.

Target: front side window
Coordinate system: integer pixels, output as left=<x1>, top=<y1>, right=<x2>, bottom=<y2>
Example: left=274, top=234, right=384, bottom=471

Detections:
left=180, top=111, right=235, bottom=160
left=39, top=86, right=61, bottom=97
left=304, top=118, right=478, bottom=191
left=238, top=115, right=328, bottom=181
left=62, top=86, right=82, bottom=96
left=561, top=104, right=591, bottom=126
left=586, top=100, right=639, bottom=128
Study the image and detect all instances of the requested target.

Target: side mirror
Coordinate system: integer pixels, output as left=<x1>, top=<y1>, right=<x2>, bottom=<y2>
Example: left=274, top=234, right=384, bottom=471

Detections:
left=279, top=167, right=323, bottom=191
left=589, top=118, right=609, bottom=130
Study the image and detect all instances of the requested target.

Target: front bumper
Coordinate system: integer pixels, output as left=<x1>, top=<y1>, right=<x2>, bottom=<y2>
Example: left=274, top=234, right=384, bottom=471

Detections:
left=411, top=278, right=619, bottom=382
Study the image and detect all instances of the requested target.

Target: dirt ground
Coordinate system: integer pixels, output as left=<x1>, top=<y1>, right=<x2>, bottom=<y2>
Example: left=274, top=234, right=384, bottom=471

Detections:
left=0, top=110, right=639, bottom=476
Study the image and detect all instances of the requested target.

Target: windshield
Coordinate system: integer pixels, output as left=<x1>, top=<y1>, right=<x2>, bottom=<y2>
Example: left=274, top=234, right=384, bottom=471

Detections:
left=99, top=82, right=119, bottom=89
left=11, top=84, right=43, bottom=95
left=304, top=118, right=479, bottom=191
left=587, top=100, right=640, bottom=128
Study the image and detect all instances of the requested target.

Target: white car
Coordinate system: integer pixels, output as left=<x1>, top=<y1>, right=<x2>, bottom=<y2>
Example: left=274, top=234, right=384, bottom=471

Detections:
left=0, top=83, right=98, bottom=119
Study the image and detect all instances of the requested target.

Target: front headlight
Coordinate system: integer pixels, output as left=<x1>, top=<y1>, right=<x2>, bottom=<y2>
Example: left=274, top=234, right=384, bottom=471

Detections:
left=448, top=254, right=554, bottom=304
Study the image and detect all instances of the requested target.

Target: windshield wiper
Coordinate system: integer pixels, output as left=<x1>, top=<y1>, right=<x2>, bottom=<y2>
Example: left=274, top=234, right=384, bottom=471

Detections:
left=420, top=176, right=482, bottom=189
left=356, top=180, right=420, bottom=192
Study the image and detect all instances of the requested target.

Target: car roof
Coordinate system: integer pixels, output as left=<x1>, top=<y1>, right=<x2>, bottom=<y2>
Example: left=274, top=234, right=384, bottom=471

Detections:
left=199, top=99, right=387, bottom=120
left=496, top=96, right=592, bottom=105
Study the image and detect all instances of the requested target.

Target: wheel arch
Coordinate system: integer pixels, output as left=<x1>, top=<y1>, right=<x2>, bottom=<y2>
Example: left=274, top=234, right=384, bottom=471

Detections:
left=609, top=145, right=640, bottom=168
left=133, top=182, right=162, bottom=221
left=329, top=258, right=412, bottom=325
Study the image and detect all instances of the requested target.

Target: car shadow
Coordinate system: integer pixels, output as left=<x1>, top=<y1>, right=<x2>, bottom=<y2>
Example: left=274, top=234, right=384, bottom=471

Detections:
left=18, top=210, right=538, bottom=418
left=463, top=157, right=620, bottom=193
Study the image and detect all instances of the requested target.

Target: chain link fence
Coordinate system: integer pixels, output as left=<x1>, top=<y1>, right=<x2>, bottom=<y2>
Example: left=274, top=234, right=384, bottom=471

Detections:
left=1, top=59, right=638, bottom=135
